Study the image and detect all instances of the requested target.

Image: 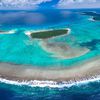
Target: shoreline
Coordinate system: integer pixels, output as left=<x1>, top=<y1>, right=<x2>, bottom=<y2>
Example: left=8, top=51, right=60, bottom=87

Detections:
left=0, top=30, right=16, bottom=34
left=0, top=56, right=99, bottom=83
left=0, top=75, right=100, bottom=88
left=25, top=28, right=71, bottom=39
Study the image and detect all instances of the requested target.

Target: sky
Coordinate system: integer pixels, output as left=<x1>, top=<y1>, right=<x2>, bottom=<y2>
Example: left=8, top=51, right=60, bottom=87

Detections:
left=0, top=0, right=99, bottom=10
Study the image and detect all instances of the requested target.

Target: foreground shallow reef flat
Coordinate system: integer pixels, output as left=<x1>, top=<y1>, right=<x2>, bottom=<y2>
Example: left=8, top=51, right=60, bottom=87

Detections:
left=26, top=29, right=69, bottom=39
left=0, top=56, right=100, bottom=82
left=82, top=11, right=100, bottom=21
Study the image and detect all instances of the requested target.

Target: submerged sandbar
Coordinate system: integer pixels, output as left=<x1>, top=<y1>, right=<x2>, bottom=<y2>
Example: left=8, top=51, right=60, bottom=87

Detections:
left=40, top=40, right=89, bottom=59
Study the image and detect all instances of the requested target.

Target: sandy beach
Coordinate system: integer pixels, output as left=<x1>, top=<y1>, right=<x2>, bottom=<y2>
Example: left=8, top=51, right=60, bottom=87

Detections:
left=0, top=56, right=100, bottom=82
left=25, top=28, right=71, bottom=39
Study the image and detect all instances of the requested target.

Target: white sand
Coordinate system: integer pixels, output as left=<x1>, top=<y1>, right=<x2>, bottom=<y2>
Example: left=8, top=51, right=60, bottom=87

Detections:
left=0, top=30, right=16, bottom=34
left=25, top=28, right=70, bottom=38
left=0, top=56, right=99, bottom=82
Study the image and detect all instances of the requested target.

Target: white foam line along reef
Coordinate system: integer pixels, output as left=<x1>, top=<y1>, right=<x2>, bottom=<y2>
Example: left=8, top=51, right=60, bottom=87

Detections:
left=0, top=56, right=100, bottom=83
left=0, top=75, right=100, bottom=88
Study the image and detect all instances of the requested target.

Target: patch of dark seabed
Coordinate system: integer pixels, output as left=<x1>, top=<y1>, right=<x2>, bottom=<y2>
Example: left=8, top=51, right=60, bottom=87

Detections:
left=80, top=39, right=100, bottom=50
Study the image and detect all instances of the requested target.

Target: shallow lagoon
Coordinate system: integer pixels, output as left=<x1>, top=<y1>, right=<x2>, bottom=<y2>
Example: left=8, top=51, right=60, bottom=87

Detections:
left=0, top=9, right=100, bottom=100
left=0, top=9, right=99, bottom=68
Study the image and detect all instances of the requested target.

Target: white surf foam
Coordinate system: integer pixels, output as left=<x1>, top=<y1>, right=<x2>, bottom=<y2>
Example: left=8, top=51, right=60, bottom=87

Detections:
left=0, top=29, right=16, bottom=34
left=88, top=17, right=95, bottom=22
left=0, top=75, right=100, bottom=88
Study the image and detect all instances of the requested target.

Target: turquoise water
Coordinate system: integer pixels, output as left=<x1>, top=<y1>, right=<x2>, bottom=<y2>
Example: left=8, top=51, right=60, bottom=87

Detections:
left=0, top=10, right=99, bottom=68
left=0, top=9, right=100, bottom=100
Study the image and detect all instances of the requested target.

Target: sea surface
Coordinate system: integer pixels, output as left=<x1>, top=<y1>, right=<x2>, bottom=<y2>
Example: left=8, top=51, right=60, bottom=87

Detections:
left=0, top=9, right=100, bottom=100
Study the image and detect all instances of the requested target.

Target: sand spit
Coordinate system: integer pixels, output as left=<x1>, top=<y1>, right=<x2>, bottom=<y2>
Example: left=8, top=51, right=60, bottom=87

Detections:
left=0, top=56, right=99, bottom=82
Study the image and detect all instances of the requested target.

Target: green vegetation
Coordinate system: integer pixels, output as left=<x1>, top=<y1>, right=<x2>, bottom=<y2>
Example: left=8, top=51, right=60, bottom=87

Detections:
left=31, top=29, right=68, bottom=39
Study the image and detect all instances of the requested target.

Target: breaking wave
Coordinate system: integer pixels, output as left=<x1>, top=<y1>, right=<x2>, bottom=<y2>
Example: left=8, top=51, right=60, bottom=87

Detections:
left=0, top=76, right=100, bottom=88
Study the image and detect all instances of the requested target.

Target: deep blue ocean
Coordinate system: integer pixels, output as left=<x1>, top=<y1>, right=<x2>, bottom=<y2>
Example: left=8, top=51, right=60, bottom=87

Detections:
left=1, top=80, right=100, bottom=100
left=0, top=9, right=100, bottom=100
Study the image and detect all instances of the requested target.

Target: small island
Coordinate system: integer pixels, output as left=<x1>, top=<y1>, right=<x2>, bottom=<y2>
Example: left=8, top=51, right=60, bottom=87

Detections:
left=82, top=12, right=100, bottom=16
left=82, top=11, right=100, bottom=21
left=0, top=30, right=8, bottom=34
left=0, top=30, right=15, bottom=34
left=25, top=28, right=70, bottom=39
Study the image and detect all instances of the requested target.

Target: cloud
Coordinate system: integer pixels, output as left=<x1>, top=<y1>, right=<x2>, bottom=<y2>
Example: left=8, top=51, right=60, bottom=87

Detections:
left=0, top=0, right=99, bottom=10
left=0, top=0, right=52, bottom=10
left=57, top=0, right=100, bottom=9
